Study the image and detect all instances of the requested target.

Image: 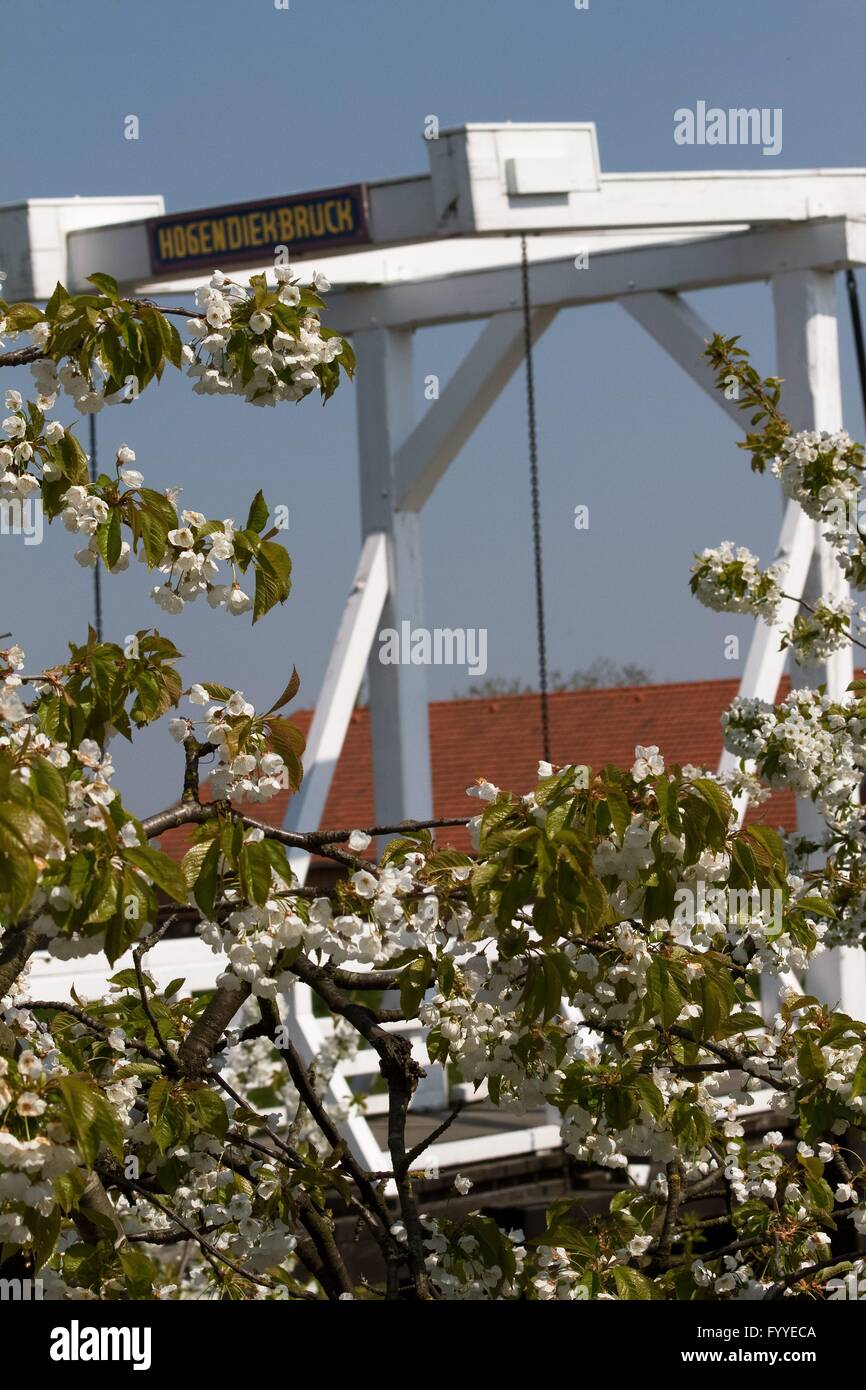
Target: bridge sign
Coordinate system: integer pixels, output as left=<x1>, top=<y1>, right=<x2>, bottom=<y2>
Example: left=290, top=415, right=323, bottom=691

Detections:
left=147, top=184, right=370, bottom=274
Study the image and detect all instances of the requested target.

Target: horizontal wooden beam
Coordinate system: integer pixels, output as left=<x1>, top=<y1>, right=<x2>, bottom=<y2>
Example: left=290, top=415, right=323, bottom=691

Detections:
left=325, top=218, right=866, bottom=334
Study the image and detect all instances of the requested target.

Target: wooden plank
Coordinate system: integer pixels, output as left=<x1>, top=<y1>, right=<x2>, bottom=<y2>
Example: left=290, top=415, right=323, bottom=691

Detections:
left=285, top=531, right=389, bottom=885
left=394, top=307, right=556, bottom=512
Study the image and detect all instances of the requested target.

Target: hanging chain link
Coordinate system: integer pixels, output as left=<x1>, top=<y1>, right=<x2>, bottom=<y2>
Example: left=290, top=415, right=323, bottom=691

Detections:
left=520, top=235, right=551, bottom=763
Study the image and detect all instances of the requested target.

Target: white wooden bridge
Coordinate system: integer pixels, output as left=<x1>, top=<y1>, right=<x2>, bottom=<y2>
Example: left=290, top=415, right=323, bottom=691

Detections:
left=6, top=120, right=866, bottom=1171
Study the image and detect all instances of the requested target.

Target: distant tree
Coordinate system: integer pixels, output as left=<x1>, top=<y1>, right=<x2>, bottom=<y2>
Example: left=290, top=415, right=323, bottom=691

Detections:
left=455, top=659, right=653, bottom=700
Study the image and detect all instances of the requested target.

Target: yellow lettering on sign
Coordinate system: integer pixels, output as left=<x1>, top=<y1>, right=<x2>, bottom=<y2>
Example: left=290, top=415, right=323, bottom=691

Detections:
left=156, top=192, right=360, bottom=265
left=227, top=216, right=242, bottom=250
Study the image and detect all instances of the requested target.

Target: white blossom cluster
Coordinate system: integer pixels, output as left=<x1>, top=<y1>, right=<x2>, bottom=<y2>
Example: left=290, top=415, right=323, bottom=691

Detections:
left=690, top=541, right=786, bottom=623
left=15, top=267, right=345, bottom=417
left=420, top=956, right=575, bottom=1111
left=722, top=690, right=865, bottom=823
left=150, top=512, right=254, bottom=618
left=771, top=428, right=863, bottom=524
left=28, top=349, right=115, bottom=416
left=1, top=399, right=261, bottom=618
left=423, top=1220, right=529, bottom=1300
left=0, top=389, right=51, bottom=499
left=172, top=687, right=288, bottom=802
left=783, top=593, right=855, bottom=665
left=58, top=443, right=259, bottom=616
left=0, top=645, right=161, bottom=964
left=199, top=837, right=470, bottom=1001
left=184, top=269, right=345, bottom=407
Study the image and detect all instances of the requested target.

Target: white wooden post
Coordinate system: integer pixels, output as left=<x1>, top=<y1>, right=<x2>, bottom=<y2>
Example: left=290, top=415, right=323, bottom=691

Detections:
left=285, top=531, right=389, bottom=886
left=353, top=327, right=446, bottom=1111
left=354, top=327, right=434, bottom=830
left=772, top=269, right=866, bottom=1019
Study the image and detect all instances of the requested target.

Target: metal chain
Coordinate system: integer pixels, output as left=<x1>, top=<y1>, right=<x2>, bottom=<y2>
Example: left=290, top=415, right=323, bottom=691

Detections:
left=520, top=235, right=551, bottom=763
left=89, top=414, right=103, bottom=643
left=847, top=270, right=866, bottom=431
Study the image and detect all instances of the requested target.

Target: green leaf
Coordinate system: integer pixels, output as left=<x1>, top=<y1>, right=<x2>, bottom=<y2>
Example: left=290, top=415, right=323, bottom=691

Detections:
left=105, top=509, right=122, bottom=570
left=238, top=840, right=272, bottom=907
left=796, top=896, right=836, bottom=919
left=400, top=955, right=433, bottom=1019
left=136, top=507, right=170, bottom=567
left=649, top=959, right=682, bottom=1030
left=87, top=272, right=120, bottom=301
left=24, top=1204, right=62, bottom=1271
left=253, top=539, right=292, bottom=623
left=265, top=715, right=305, bottom=790
left=29, top=755, right=68, bottom=812
left=698, top=967, right=734, bottom=1040
left=804, top=1172, right=835, bottom=1215
left=57, top=1075, right=124, bottom=1166
left=147, top=1077, right=174, bottom=1152
left=612, top=1266, right=662, bottom=1300
left=193, top=836, right=222, bottom=917
left=245, top=489, right=270, bottom=534
left=265, top=666, right=300, bottom=716
left=187, top=1087, right=229, bottom=1140
left=181, top=839, right=213, bottom=888
left=119, top=1246, right=156, bottom=1299
left=689, top=778, right=733, bottom=834
left=798, top=1036, right=826, bottom=1081
left=602, top=785, right=630, bottom=841
left=125, top=845, right=190, bottom=904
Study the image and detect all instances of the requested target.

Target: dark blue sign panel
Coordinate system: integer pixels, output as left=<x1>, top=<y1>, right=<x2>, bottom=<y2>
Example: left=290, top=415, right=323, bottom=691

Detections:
left=147, top=184, right=370, bottom=273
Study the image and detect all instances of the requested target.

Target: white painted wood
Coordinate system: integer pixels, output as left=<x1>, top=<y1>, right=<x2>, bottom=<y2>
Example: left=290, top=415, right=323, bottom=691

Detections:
left=718, top=498, right=817, bottom=788
left=770, top=269, right=861, bottom=1018
left=394, top=307, right=556, bottom=512
left=105, top=229, right=744, bottom=300
left=420, top=1125, right=561, bottom=1172
left=28, top=936, right=225, bottom=1001
left=286, top=1003, right=386, bottom=1172
left=285, top=531, right=389, bottom=886
left=0, top=196, right=164, bottom=301
left=355, top=327, right=433, bottom=831
left=325, top=218, right=866, bottom=333
left=806, top=947, right=866, bottom=1020
left=772, top=269, right=851, bottom=723
left=57, top=160, right=866, bottom=295
left=622, top=291, right=746, bottom=429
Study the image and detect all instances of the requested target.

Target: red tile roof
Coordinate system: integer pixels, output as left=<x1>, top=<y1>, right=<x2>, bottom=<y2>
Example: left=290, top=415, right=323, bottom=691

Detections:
left=157, top=675, right=796, bottom=863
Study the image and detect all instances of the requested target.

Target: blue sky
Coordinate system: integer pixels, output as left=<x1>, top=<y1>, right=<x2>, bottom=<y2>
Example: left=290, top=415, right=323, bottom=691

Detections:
left=3, top=0, right=866, bottom=813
